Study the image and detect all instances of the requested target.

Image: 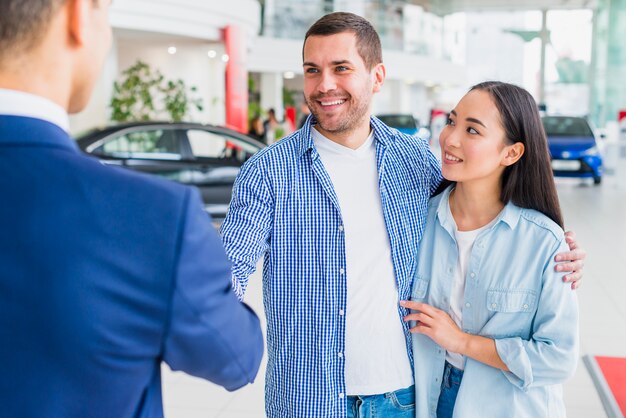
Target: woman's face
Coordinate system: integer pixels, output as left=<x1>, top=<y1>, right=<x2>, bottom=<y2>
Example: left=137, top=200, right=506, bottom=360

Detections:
left=439, top=89, right=518, bottom=184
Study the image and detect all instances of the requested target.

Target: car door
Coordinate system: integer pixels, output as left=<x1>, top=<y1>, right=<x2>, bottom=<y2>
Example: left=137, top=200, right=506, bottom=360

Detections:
left=181, top=128, right=263, bottom=221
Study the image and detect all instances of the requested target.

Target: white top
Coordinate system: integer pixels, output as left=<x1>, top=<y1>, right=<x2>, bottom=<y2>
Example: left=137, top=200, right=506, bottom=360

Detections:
left=312, top=127, right=413, bottom=395
left=448, top=218, right=496, bottom=370
left=0, top=88, right=69, bottom=132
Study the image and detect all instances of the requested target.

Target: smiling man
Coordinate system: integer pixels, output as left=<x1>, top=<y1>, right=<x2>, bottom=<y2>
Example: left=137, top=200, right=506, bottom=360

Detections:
left=220, top=12, right=586, bottom=418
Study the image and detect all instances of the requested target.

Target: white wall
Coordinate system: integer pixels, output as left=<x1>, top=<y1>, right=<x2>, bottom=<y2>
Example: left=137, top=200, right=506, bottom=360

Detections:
left=117, top=38, right=227, bottom=125
left=68, top=0, right=263, bottom=134
left=110, top=0, right=260, bottom=42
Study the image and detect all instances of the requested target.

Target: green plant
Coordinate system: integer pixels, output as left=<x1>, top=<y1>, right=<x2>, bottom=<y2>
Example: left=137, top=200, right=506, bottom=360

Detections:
left=248, top=101, right=262, bottom=121
left=110, top=61, right=162, bottom=122
left=162, top=79, right=204, bottom=122
left=282, top=86, right=297, bottom=108
left=110, top=60, right=203, bottom=123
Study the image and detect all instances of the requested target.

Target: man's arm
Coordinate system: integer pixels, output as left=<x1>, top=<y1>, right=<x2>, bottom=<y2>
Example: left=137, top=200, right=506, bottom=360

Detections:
left=220, top=159, right=274, bottom=300
left=163, top=189, right=264, bottom=391
left=555, top=230, right=586, bottom=289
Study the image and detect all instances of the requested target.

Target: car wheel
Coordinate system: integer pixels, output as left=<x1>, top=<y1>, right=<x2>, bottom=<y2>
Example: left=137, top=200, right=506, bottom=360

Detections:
left=594, top=176, right=602, bottom=185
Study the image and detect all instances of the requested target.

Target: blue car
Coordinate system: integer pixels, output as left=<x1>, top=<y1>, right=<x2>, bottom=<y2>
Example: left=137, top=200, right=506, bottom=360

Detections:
left=542, top=116, right=603, bottom=185
left=376, top=114, right=431, bottom=140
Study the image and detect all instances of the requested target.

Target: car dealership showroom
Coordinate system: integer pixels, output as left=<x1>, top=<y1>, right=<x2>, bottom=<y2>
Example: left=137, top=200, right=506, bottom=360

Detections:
left=2, top=0, right=626, bottom=417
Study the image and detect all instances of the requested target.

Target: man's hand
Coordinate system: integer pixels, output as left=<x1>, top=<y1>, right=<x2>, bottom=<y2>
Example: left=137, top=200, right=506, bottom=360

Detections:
left=555, top=230, right=586, bottom=290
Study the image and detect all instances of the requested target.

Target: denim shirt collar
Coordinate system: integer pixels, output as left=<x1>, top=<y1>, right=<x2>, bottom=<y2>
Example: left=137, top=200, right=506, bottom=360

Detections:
left=435, top=185, right=522, bottom=237
left=296, top=114, right=395, bottom=159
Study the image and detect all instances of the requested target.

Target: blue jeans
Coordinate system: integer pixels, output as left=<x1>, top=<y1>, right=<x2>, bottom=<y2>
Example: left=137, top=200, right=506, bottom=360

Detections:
left=436, top=362, right=464, bottom=418
left=346, top=385, right=415, bottom=418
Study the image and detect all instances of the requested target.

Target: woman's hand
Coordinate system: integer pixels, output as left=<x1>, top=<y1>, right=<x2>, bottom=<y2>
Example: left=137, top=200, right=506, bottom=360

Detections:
left=400, top=300, right=510, bottom=371
left=400, top=301, right=467, bottom=354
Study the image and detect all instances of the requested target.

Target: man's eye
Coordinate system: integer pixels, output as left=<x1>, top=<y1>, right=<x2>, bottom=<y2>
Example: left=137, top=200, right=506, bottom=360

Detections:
left=305, top=68, right=319, bottom=74
left=336, top=66, right=348, bottom=72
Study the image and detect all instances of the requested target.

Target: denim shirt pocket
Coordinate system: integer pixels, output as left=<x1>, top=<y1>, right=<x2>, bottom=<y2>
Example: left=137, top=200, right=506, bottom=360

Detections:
left=483, top=289, right=538, bottom=338
left=487, top=289, right=537, bottom=313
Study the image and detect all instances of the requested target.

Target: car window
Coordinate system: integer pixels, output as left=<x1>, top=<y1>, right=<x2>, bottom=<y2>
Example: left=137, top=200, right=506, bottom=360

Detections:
left=187, top=129, right=260, bottom=163
left=377, top=115, right=417, bottom=129
left=95, top=128, right=183, bottom=160
left=542, top=117, right=594, bottom=137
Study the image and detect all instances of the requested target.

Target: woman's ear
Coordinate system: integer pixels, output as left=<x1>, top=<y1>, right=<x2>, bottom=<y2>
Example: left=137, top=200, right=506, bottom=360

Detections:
left=502, top=142, right=525, bottom=167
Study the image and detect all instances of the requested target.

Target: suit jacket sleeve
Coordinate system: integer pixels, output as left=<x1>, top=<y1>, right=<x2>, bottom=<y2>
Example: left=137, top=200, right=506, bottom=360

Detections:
left=163, top=188, right=264, bottom=391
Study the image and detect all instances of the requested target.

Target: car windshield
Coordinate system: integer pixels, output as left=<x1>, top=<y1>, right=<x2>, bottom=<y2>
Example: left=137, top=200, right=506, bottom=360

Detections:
left=542, top=116, right=594, bottom=137
left=377, top=115, right=416, bottom=129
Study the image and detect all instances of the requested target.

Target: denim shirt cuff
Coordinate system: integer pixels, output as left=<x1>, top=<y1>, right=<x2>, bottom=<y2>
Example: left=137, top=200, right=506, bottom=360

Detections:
left=495, top=337, right=533, bottom=391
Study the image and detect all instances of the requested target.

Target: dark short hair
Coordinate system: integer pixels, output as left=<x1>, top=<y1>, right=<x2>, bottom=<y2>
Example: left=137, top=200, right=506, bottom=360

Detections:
left=436, top=81, right=564, bottom=228
left=0, top=0, right=68, bottom=61
left=304, top=12, right=382, bottom=70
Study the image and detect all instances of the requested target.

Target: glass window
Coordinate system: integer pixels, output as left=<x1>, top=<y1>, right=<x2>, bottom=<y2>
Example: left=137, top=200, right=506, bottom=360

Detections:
left=187, top=130, right=260, bottom=163
left=377, top=115, right=418, bottom=129
left=542, top=117, right=594, bottom=137
left=96, top=129, right=182, bottom=159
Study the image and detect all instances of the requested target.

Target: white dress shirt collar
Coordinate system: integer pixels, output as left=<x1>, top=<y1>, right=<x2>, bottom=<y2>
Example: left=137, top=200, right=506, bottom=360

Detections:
left=0, top=88, right=70, bottom=132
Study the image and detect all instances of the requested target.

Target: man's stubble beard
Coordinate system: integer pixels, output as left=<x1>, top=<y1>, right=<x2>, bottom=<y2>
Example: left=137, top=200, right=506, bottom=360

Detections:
left=306, top=91, right=372, bottom=135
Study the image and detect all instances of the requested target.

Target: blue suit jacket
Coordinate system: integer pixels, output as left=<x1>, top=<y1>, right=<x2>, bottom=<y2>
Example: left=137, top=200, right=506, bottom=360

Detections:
left=0, top=116, right=263, bottom=418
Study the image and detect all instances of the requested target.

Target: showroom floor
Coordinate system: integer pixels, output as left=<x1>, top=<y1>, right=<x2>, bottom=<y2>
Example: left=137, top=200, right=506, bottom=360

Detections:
left=162, top=176, right=626, bottom=418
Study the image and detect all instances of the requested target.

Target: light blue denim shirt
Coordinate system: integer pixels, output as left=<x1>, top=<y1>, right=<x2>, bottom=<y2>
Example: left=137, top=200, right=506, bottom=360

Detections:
left=411, top=186, right=579, bottom=418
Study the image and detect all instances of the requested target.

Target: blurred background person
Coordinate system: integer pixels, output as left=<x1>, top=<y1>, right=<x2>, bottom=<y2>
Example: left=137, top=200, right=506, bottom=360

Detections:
left=263, top=107, right=280, bottom=144
left=248, top=113, right=265, bottom=141
left=298, top=100, right=311, bottom=129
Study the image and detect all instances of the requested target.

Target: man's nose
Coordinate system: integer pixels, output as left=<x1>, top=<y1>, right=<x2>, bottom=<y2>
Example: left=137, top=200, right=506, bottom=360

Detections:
left=317, top=70, right=337, bottom=93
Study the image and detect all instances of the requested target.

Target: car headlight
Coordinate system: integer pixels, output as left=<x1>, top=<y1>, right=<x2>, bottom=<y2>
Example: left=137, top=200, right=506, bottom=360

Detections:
left=582, top=146, right=600, bottom=156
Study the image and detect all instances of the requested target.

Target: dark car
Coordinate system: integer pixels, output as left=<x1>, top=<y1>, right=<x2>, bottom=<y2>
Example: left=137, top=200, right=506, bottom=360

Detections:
left=542, top=116, right=603, bottom=185
left=76, top=122, right=265, bottom=223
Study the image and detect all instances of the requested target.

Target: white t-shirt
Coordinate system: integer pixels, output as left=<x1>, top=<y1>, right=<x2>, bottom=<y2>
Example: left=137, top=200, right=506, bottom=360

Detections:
left=448, top=217, right=496, bottom=370
left=312, top=127, right=413, bottom=395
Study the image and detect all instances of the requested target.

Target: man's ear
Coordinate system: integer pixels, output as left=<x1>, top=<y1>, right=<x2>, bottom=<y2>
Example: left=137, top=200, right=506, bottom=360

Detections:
left=372, top=63, right=386, bottom=93
left=502, top=142, right=525, bottom=166
left=66, top=0, right=88, bottom=47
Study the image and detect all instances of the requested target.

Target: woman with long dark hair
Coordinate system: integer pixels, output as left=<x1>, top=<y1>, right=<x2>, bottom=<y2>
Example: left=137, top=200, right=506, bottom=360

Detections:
left=401, top=81, right=579, bottom=417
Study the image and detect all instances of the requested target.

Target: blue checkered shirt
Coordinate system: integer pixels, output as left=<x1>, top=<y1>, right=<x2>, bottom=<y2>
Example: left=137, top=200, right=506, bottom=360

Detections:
left=220, top=116, right=442, bottom=417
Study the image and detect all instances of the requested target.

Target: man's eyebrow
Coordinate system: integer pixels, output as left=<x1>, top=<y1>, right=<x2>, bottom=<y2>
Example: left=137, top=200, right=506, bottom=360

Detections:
left=331, top=60, right=353, bottom=66
left=303, top=60, right=354, bottom=67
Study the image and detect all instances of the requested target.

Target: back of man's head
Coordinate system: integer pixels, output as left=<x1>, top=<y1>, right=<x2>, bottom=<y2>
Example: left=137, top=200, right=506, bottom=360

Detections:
left=0, top=0, right=111, bottom=114
left=304, top=12, right=382, bottom=70
left=0, top=0, right=66, bottom=66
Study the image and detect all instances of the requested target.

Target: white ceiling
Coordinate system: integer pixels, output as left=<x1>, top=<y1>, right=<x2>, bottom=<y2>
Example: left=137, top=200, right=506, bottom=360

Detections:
left=410, top=0, right=597, bottom=15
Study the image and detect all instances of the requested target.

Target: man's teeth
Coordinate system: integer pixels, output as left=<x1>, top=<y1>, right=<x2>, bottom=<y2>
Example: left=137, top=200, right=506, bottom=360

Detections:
left=320, top=99, right=345, bottom=106
left=445, top=153, right=462, bottom=162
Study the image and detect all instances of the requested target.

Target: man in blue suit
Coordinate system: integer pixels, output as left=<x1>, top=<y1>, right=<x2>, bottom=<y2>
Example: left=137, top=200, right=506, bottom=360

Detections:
left=0, top=1, right=264, bottom=417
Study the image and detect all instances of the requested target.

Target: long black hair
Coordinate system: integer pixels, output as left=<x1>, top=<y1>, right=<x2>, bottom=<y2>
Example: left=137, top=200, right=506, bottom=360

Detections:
left=435, top=81, right=564, bottom=228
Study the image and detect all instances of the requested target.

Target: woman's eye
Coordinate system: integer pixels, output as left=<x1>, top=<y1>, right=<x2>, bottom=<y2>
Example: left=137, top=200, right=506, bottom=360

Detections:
left=467, top=127, right=479, bottom=135
left=446, top=117, right=455, bottom=126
